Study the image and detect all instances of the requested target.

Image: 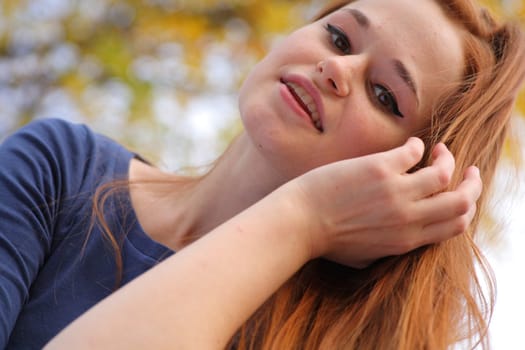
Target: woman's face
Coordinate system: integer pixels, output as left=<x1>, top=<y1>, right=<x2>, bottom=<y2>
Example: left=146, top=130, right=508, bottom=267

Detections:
left=239, top=0, right=465, bottom=179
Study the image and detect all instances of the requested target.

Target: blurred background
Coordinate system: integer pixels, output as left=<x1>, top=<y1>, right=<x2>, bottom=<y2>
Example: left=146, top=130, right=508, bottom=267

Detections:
left=0, top=0, right=326, bottom=169
left=0, top=0, right=524, bottom=348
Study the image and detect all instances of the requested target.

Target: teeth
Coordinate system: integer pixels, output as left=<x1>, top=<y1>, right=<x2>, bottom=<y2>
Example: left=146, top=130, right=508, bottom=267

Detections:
left=287, top=82, right=321, bottom=126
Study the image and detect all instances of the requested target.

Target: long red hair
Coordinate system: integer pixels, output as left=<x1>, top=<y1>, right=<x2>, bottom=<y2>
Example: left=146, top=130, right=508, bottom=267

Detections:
left=227, top=1, right=525, bottom=349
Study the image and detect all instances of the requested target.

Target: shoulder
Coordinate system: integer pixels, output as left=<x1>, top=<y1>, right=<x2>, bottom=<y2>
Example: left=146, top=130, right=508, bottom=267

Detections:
left=1, top=117, right=135, bottom=196
left=2, top=118, right=93, bottom=155
left=1, top=118, right=93, bottom=164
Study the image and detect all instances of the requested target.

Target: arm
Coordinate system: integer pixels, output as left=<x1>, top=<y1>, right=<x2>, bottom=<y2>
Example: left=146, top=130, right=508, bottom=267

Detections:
left=0, top=120, right=72, bottom=347
left=47, top=187, right=312, bottom=349
left=46, top=138, right=481, bottom=349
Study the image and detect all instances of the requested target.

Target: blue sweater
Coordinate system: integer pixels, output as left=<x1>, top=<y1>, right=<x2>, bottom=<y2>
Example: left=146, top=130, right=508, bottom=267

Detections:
left=0, top=119, right=173, bottom=349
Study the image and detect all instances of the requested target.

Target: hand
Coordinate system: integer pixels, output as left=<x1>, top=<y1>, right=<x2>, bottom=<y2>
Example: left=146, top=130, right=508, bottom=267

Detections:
left=285, top=137, right=482, bottom=268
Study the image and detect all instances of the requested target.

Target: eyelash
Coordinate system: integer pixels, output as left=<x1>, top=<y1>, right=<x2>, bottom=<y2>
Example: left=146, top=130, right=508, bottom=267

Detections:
left=324, top=23, right=404, bottom=118
left=373, top=85, right=404, bottom=118
left=325, top=23, right=351, bottom=54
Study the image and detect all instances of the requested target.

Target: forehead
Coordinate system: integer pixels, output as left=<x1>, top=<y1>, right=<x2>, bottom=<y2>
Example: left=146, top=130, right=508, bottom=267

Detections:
left=341, top=0, right=465, bottom=111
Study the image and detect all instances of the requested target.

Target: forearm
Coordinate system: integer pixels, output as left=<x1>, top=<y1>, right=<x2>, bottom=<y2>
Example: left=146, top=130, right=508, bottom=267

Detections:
left=46, top=189, right=311, bottom=349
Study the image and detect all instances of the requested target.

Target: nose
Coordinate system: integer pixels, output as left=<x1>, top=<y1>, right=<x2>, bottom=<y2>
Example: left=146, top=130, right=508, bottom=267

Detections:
left=315, top=55, right=366, bottom=97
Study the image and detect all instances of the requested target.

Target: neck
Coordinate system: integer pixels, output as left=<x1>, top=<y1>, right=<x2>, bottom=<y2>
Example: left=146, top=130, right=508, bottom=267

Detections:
left=132, top=132, right=288, bottom=250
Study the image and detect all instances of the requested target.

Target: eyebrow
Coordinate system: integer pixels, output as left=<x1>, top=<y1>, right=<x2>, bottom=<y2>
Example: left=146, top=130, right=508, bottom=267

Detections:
left=343, top=8, right=420, bottom=106
left=393, top=59, right=420, bottom=106
left=344, top=8, right=370, bottom=28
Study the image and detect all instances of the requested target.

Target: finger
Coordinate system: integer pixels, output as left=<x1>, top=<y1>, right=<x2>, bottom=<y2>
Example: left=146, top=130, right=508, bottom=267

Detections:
left=381, top=137, right=425, bottom=173
left=454, top=166, right=483, bottom=203
left=411, top=166, right=482, bottom=223
left=404, top=143, right=455, bottom=199
left=420, top=204, right=476, bottom=245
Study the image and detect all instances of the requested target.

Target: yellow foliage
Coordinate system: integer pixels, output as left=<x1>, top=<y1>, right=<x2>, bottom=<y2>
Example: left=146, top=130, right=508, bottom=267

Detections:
left=136, top=13, right=210, bottom=44
left=249, top=2, right=303, bottom=35
left=477, top=0, right=504, bottom=16
left=90, top=30, right=134, bottom=80
left=517, top=88, right=525, bottom=117
left=1, top=0, right=21, bottom=17
left=59, top=72, right=89, bottom=98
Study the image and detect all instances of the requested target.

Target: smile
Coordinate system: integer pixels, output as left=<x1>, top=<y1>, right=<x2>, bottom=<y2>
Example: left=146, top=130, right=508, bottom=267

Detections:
left=284, top=81, right=323, bottom=132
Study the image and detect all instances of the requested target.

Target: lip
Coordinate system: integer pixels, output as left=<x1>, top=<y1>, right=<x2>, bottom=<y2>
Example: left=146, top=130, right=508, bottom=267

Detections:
left=280, top=74, right=325, bottom=132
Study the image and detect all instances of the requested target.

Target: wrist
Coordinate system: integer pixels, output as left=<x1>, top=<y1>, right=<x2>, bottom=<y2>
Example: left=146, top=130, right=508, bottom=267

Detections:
left=267, top=183, right=327, bottom=262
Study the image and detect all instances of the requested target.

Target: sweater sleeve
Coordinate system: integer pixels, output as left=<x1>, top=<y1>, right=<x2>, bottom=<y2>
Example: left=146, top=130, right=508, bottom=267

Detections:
left=0, top=118, right=92, bottom=347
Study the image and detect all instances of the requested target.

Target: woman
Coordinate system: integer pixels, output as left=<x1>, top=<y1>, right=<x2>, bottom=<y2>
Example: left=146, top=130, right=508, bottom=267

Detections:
left=0, top=0, right=523, bottom=349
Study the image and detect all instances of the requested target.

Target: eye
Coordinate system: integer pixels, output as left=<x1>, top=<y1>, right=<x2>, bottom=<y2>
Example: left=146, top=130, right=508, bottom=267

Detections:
left=373, top=85, right=404, bottom=118
left=325, top=23, right=352, bottom=55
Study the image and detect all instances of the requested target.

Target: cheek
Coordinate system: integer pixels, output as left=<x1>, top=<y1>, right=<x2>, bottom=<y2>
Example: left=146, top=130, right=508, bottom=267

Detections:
left=334, top=111, right=407, bottom=159
left=267, top=27, right=321, bottom=64
left=239, top=60, right=266, bottom=103
left=238, top=61, right=273, bottom=126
